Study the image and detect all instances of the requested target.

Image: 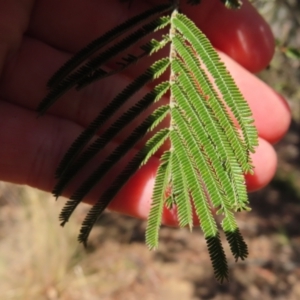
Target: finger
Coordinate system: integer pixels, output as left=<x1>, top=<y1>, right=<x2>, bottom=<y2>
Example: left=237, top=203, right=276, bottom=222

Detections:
left=245, top=138, right=277, bottom=192
left=0, top=100, right=156, bottom=199
left=0, top=37, right=171, bottom=158
left=0, top=37, right=161, bottom=130
left=218, top=52, right=291, bottom=144
left=105, top=137, right=278, bottom=225
left=27, top=0, right=273, bottom=72
left=0, top=100, right=278, bottom=225
left=0, top=37, right=289, bottom=145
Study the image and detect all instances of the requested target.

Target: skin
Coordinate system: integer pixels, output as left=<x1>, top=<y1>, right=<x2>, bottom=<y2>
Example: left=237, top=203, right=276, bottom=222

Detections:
left=0, top=0, right=291, bottom=225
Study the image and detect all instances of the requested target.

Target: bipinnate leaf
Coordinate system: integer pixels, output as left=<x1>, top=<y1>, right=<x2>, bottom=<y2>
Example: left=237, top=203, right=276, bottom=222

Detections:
left=38, top=1, right=256, bottom=282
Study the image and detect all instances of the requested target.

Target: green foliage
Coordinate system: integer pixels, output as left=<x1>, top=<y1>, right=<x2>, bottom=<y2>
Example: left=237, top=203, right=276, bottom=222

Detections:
left=278, top=45, right=300, bottom=60
left=39, top=0, right=258, bottom=282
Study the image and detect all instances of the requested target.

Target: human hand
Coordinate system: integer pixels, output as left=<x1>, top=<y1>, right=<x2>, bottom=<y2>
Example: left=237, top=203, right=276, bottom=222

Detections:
left=0, top=0, right=291, bottom=225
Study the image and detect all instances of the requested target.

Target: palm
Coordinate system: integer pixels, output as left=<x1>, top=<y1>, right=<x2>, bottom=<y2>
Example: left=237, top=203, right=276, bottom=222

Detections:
left=0, top=0, right=290, bottom=224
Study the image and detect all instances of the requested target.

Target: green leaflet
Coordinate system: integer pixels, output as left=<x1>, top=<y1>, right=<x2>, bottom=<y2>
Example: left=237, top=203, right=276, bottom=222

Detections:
left=171, top=151, right=193, bottom=229
left=39, top=2, right=257, bottom=282
left=146, top=151, right=171, bottom=250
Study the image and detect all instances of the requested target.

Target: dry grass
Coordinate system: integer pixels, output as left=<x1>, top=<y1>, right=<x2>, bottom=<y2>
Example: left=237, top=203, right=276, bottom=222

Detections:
left=0, top=184, right=195, bottom=300
left=0, top=184, right=102, bottom=300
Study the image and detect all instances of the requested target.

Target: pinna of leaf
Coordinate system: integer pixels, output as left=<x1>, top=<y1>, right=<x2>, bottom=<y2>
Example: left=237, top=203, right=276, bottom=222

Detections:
left=38, top=0, right=257, bottom=282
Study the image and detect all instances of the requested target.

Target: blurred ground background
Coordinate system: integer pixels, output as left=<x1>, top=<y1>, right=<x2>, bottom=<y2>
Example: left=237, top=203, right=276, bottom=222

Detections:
left=0, top=1, right=299, bottom=299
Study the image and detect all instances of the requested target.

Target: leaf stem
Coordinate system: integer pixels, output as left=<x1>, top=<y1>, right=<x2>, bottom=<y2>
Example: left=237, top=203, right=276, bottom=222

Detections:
left=169, top=3, right=179, bottom=137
